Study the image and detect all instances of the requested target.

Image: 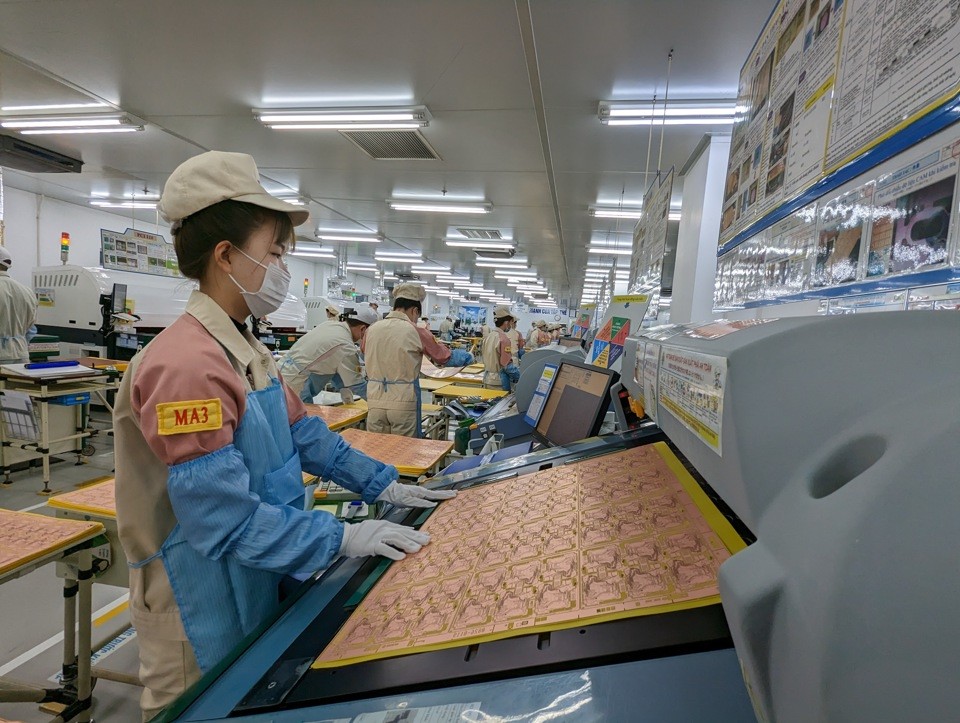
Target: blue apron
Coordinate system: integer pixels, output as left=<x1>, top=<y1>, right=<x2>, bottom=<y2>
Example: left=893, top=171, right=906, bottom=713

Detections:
left=369, top=377, right=422, bottom=438
left=130, top=380, right=305, bottom=672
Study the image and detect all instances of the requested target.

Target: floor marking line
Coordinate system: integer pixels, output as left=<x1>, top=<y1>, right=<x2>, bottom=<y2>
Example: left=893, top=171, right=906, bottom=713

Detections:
left=0, top=593, right=129, bottom=676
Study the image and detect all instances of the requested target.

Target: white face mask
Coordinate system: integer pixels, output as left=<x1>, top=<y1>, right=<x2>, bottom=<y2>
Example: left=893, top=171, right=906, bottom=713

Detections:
left=228, top=246, right=291, bottom=318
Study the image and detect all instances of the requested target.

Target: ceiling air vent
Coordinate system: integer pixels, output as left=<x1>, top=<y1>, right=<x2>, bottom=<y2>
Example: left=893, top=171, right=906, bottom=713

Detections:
left=472, top=248, right=516, bottom=259
left=394, top=271, right=422, bottom=281
left=0, top=135, right=82, bottom=173
left=340, top=130, right=441, bottom=160
left=456, top=228, right=503, bottom=240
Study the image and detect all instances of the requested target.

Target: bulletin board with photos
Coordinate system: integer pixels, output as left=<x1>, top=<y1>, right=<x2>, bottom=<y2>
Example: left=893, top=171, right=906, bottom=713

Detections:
left=101, top=228, right=181, bottom=277
left=715, top=0, right=960, bottom=309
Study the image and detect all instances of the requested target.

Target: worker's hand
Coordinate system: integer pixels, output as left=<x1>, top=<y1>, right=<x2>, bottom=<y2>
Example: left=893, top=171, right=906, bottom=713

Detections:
left=376, top=481, right=457, bottom=509
left=339, top=520, right=431, bottom=561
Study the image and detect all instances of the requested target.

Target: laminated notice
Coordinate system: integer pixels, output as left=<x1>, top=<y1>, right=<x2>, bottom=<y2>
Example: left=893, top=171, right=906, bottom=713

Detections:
left=657, top=348, right=726, bottom=455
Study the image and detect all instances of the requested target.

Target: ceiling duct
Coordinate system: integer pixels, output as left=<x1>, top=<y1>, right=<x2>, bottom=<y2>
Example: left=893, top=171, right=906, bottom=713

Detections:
left=0, top=135, right=82, bottom=173
left=456, top=228, right=503, bottom=240
left=340, top=130, right=440, bottom=160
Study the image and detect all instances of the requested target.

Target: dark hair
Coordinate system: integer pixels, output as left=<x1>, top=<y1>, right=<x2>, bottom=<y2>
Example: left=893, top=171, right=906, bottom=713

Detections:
left=345, top=318, right=368, bottom=330
left=495, top=317, right=513, bottom=328
left=394, top=297, right=421, bottom=315
left=173, top=200, right=294, bottom=281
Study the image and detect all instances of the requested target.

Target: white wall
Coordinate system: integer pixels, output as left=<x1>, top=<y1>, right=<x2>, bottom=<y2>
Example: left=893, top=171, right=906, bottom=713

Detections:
left=0, top=183, right=343, bottom=294
left=671, top=135, right=730, bottom=324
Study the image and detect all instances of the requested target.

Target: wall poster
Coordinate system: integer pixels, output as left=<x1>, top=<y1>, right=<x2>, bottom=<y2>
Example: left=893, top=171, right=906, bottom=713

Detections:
left=720, top=0, right=960, bottom=248
left=101, top=228, right=181, bottom=277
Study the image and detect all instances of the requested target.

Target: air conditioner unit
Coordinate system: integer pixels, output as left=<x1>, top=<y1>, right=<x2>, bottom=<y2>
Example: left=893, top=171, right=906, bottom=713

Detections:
left=0, top=135, right=83, bottom=173
left=394, top=271, right=422, bottom=281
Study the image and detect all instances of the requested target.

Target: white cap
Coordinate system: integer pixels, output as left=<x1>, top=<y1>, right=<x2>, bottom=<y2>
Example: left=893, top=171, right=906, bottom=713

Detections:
left=0, top=246, right=10, bottom=268
left=158, top=151, right=309, bottom=227
left=493, top=305, right=514, bottom=321
left=393, top=282, right=426, bottom=302
left=345, top=302, right=378, bottom=326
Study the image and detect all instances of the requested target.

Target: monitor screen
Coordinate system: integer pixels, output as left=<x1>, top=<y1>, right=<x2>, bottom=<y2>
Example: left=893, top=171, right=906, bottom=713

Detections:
left=111, top=283, right=127, bottom=314
left=534, top=359, right=618, bottom=446
left=558, top=336, right=582, bottom=349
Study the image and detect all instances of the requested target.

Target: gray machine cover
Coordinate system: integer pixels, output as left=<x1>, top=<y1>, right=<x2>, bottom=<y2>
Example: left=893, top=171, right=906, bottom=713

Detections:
left=626, top=312, right=960, bottom=722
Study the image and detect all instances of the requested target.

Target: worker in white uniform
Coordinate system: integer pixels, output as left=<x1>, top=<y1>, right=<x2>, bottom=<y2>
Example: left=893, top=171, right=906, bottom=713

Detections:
left=278, top=303, right=377, bottom=402
left=439, top=316, right=454, bottom=341
left=321, top=299, right=341, bottom=321
left=112, top=152, right=454, bottom=721
left=482, top=306, right=521, bottom=391
left=525, top=321, right=540, bottom=350
left=365, top=283, right=472, bottom=438
left=0, top=247, right=38, bottom=365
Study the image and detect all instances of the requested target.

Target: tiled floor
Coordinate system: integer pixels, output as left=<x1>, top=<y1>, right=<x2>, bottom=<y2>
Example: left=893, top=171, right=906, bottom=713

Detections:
left=0, top=412, right=142, bottom=722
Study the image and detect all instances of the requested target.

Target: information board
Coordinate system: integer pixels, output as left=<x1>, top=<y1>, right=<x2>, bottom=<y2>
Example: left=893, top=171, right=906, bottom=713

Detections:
left=101, top=228, right=181, bottom=277
left=630, top=169, right=675, bottom=290
left=720, top=0, right=960, bottom=248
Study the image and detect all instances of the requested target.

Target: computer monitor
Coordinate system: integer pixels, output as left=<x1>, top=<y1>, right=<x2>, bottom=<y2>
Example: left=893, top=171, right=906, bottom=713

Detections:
left=558, top=336, right=582, bottom=349
left=533, top=358, right=619, bottom=446
left=110, top=283, right=127, bottom=314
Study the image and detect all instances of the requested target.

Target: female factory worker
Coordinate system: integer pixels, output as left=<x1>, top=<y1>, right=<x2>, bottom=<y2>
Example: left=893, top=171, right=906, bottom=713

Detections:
left=364, top=282, right=472, bottom=437
left=482, top=306, right=521, bottom=391
left=279, top=302, right=377, bottom=401
left=113, top=151, right=454, bottom=720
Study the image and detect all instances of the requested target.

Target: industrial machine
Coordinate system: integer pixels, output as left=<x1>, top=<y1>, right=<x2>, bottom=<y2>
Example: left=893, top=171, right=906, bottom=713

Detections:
left=32, top=265, right=307, bottom=359
left=154, top=312, right=958, bottom=722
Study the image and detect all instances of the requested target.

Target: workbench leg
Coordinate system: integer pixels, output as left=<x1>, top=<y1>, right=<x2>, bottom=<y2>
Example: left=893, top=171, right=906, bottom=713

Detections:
left=75, top=551, right=94, bottom=722
left=74, top=404, right=84, bottom=466
left=61, top=576, right=79, bottom=695
left=39, top=400, right=51, bottom=495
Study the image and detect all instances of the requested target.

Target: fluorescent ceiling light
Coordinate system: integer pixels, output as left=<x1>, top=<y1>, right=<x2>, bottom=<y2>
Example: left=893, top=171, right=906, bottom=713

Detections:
left=599, top=100, right=737, bottom=126
left=316, top=233, right=380, bottom=243
left=21, top=127, right=142, bottom=135
left=3, top=117, right=122, bottom=128
left=587, top=248, right=632, bottom=256
left=1, top=112, right=145, bottom=134
left=344, top=260, right=377, bottom=268
left=475, top=262, right=529, bottom=270
left=606, top=117, right=735, bottom=126
left=293, top=251, right=336, bottom=259
left=591, top=208, right=644, bottom=219
left=375, top=251, right=422, bottom=262
left=1, top=102, right=109, bottom=112
left=444, top=239, right=515, bottom=250
left=411, top=265, right=451, bottom=273
left=475, top=255, right=527, bottom=264
left=90, top=200, right=156, bottom=209
left=388, top=200, right=491, bottom=214
left=254, top=106, right=429, bottom=131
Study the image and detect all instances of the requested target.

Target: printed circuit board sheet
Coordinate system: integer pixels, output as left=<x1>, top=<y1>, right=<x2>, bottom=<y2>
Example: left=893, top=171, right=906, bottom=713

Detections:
left=0, top=509, right=104, bottom=576
left=314, top=442, right=744, bottom=668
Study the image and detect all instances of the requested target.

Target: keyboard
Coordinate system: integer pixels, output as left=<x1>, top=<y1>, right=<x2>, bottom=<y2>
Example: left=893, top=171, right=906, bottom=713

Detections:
left=313, top=478, right=362, bottom=502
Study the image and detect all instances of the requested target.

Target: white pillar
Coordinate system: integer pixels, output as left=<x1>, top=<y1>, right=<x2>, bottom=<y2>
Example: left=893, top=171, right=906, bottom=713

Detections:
left=670, top=134, right=730, bottom=324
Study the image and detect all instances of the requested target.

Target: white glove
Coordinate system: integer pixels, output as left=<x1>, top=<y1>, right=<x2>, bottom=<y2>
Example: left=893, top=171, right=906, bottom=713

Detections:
left=376, top=481, right=457, bottom=508
left=339, top=520, right=431, bottom=561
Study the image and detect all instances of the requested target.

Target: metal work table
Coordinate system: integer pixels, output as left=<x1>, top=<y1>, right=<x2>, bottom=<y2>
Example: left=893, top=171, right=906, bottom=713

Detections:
left=0, top=369, right=121, bottom=494
left=0, top=509, right=107, bottom=722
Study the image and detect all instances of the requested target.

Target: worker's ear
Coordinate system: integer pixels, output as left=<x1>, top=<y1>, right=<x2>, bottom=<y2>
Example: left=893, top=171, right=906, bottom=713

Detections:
left=210, top=240, right=234, bottom=275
